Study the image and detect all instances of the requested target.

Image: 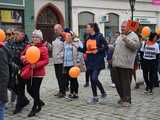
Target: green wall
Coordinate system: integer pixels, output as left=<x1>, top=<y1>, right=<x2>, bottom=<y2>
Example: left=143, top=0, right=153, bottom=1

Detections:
left=24, top=0, right=35, bottom=40
left=0, top=0, right=35, bottom=40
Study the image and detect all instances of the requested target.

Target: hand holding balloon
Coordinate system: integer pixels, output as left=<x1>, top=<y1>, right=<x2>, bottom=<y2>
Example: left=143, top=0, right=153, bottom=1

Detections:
left=25, top=46, right=40, bottom=64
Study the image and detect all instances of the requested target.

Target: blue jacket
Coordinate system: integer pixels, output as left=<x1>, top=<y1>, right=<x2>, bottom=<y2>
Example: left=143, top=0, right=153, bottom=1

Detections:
left=79, top=33, right=108, bottom=70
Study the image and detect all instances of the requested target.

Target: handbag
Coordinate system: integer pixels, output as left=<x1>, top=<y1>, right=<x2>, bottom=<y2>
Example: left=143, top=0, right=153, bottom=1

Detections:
left=21, top=64, right=32, bottom=80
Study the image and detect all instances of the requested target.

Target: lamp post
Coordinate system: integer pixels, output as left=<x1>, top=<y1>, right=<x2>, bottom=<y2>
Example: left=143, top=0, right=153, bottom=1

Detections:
left=65, top=0, right=72, bottom=28
left=129, top=0, right=136, bottom=20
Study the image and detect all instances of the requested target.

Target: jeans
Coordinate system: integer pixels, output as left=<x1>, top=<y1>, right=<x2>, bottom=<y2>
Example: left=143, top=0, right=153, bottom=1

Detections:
left=88, top=69, right=106, bottom=97
left=0, top=101, right=5, bottom=120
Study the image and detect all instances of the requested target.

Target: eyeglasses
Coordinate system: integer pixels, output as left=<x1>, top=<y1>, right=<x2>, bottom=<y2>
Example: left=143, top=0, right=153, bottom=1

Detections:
left=32, top=36, right=40, bottom=38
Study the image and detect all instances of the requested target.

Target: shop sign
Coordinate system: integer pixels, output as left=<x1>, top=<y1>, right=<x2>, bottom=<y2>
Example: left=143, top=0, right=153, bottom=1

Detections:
left=133, top=16, right=157, bottom=24
left=0, top=9, right=23, bottom=24
left=152, top=0, right=160, bottom=5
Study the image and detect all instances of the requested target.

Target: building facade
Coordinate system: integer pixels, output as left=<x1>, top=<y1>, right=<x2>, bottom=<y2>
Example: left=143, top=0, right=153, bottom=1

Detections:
left=0, top=0, right=35, bottom=39
left=0, top=0, right=160, bottom=41
left=72, top=0, right=160, bottom=39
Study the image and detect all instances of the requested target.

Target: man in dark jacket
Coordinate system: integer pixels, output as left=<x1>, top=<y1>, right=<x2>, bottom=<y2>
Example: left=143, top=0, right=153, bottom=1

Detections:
left=6, top=31, right=30, bottom=114
left=0, top=43, right=10, bottom=120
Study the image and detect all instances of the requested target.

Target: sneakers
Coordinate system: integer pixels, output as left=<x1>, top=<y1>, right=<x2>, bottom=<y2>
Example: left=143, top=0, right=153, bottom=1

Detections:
left=109, top=83, right=115, bottom=88
left=121, top=102, right=131, bottom=107
left=54, top=92, right=66, bottom=98
left=58, top=93, right=66, bottom=98
left=101, top=93, right=107, bottom=98
left=144, top=87, right=149, bottom=94
left=144, top=88, right=153, bottom=95
left=84, top=83, right=89, bottom=87
left=64, top=96, right=72, bottom=101
left=39, top=100, right=45, bottom=107
left=68, top=94, right=79, bottom=99
left=87, top=97, right=99, bottom=104
left=134, top=84, right=140, bottom=89
left=117, top=99, right=123, bottom=104
left=54, top=92, right=60, bottom=96
left=149, top=90, right=153, bottom=95
left=99, top=93, right=107, bottom=104
left=72, top=95, right=79, bottom=99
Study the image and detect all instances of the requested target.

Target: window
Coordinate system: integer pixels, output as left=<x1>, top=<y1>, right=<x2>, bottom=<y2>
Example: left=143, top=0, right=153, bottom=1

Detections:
left=78, top=12, right=94, bottom=40
left=105, top=13, right=119, bottom=38
left=37, top=7, right=58, bottom=25
left=0, top=9, right=24, bottom=31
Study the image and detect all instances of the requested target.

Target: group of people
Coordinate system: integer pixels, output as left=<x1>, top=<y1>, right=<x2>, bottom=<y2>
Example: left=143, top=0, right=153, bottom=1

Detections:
left=1, top=20, right=160, bottom=120
left=53, top=21, right=160, bottom=108
left=52, top=21, right=140, bottom=107
left=52, top=23, right=107, bottom=102
left=0, top=29, right=49, bottom=120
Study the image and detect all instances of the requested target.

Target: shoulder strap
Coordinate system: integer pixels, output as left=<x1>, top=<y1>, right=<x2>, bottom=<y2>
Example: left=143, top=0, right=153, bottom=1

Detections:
left=143, top=41, right=147, bottom=50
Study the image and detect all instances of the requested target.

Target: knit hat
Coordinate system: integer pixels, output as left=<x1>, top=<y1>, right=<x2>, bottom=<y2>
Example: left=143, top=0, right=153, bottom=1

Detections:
left=64, top=28, right=73, bottom=36
left=32, top=29, right=43, bottom=40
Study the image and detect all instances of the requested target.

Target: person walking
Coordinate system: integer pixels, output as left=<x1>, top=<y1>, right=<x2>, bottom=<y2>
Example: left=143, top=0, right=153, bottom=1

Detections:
left=112, top=21, right=140, bottom=107
left=140, top=32, right=159, bottom=94
left=0, top=41, right=10, bottom=120
left=78, top=23, right=108, bottom=104
left=6, top=31, right=30, bottom=114
left=52, top=24, right=66, bottom=97
left=21, top=29, right=49, bottom=117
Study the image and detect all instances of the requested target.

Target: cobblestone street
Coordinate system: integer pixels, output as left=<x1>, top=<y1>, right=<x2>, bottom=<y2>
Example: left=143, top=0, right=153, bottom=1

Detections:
left=6, top=64, right=160, bottom=120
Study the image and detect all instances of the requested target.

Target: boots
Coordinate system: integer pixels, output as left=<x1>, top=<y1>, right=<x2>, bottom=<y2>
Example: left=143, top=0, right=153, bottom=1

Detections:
left=13, top=96, right=30, bottom=114
left=28, top=101, right=42, bottom=117
left=28, top=105, right=37, bottom=117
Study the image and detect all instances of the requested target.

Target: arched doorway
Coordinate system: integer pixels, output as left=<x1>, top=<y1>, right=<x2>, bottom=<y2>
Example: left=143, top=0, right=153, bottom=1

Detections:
left=36, top=3, right=64, bottom=57
left=36, top=3, right=64, bottom=43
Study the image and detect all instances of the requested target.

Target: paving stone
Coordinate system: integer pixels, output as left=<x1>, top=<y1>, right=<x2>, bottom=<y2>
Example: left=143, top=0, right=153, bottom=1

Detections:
left=6, top=65, right=160, bottom=120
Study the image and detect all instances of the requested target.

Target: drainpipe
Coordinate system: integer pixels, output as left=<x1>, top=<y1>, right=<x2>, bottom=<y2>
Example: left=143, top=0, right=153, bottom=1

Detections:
left=65, top=0, right=72, bottom=28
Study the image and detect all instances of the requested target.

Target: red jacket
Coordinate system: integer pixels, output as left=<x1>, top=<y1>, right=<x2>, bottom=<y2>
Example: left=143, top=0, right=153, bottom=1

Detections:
left=21, top=43, right=49, bottom=77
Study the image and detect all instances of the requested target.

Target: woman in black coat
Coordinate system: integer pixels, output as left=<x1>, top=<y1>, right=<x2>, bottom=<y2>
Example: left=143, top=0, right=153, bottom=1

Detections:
left=78, top=23, right=108, bottom=104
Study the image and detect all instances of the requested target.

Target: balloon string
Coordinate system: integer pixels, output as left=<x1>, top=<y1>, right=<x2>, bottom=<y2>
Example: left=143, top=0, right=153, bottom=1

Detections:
left=31, top=66, right=33, bottom=86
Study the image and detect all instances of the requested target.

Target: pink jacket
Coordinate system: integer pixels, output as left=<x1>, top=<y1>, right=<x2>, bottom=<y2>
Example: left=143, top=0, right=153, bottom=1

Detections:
left=21, top=43, right=49, bottom=77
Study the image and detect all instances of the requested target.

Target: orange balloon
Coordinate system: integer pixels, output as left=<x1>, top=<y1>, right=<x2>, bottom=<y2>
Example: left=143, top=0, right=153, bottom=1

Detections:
left=69, top=67, right=80, bottom=78
left=25, top=46, right=40, bottom=64
left=156, top=27, right=160, bottom=35
left=0, top=29, right=6, bottom=42
left=141, top=26, right=151, bottom=37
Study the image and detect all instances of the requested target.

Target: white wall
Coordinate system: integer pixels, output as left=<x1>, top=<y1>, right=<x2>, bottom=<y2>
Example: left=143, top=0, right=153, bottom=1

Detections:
left=72, top=0, right=160, bottom=35
left=34, top=0, right=65, bottom=22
